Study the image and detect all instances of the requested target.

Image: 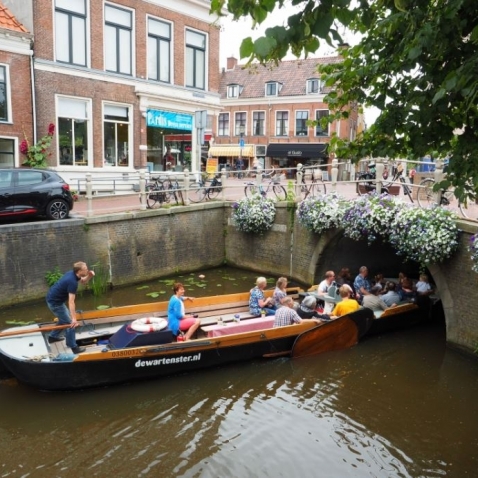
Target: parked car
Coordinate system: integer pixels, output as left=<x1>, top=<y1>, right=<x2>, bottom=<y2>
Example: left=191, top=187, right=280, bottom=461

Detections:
left=0, top=168, right=74, bottom=221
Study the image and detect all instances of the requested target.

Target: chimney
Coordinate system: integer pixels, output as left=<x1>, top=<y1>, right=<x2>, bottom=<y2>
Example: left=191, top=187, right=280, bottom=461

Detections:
left=227, top=56, right=238, bottom=70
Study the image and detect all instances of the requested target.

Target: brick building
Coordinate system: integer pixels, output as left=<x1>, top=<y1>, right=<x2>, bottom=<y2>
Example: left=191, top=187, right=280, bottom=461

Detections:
left=7, top=0, right=222, bottom=185
left=211, top=56, right=362, bottom=173
left=0, top=2, right=33, bottom=168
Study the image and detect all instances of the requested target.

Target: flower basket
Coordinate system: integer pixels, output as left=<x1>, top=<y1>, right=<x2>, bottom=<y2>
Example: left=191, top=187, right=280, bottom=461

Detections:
left=231, top=195, right=276, bottom=235
left=468, top=234, right=478, bottom=273
left=297, top=193, right=347, bottom=235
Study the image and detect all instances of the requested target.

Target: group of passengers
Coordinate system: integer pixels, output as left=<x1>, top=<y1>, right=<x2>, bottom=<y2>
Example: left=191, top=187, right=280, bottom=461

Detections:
left=167, top=269, right=434, bottom=341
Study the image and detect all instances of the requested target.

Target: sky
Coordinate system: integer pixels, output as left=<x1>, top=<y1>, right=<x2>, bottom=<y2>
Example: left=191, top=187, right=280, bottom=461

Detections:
left=218, top=6, right=380, bottom=126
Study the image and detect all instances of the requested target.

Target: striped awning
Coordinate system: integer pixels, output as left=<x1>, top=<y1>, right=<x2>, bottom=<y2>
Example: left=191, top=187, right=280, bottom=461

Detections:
left=208, top=145, right=254, bottom=158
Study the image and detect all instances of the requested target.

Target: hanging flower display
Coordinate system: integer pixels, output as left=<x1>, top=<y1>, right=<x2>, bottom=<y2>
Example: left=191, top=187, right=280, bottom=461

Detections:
left=297, top=193, right=347, bottom=235
left=388, top=205, right=460, bottom=268
left=231, top=195, right=276, bottom=235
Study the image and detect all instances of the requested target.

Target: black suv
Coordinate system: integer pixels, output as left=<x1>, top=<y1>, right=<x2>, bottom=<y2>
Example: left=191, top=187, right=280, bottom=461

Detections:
left=0, top=168, right=74, bottom=221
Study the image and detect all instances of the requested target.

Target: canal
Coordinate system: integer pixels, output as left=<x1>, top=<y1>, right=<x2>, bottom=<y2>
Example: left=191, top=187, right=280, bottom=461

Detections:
left=0, top=268, right=477, bottom=477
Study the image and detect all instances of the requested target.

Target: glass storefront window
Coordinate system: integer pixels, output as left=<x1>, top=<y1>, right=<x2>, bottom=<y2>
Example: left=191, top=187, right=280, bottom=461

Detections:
left=104, top=104, right=130, bottom=167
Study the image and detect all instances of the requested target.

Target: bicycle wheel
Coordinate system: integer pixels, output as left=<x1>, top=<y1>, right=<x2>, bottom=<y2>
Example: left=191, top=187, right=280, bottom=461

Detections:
left=146, top=187, right=164, bottom=209
left=459, top=201, right=470, bottom=219
left=189, top=184, right=207, bottom=203
left=314, top=180, right=327, bottom=195
left=207, top=182, right=222, bottom=200
left=273, top=185, right=287, bottom=201
left=166, top=180, right=180, bottom=205
left=416, top=178, right=437, bottom=208
left=400, top=177, right=414, bottom=203
left=140, top=184, right=153, bottom=205
left=244, top=184, right=258, bottom=197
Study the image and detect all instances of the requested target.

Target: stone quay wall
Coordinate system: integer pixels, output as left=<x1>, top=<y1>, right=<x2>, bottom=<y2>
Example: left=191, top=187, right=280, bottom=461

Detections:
left=0, top=203, right=477, bottom=355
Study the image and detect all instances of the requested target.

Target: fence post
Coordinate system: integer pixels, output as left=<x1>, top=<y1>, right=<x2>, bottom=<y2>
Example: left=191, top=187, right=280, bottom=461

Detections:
left=296, top=164, right=303, bottom=201
left=221, top=168, right=227, bottom=201
left=331, top=158, right=338, bottom=192
left=183, top=169, right=190, bottom=205
left=85, top=173, right=93, bottom=217
left=434, top=158, right=444, bottom=205
left=375, top=158, right=384, bottom=194
left=139, top=169, right=146, bottom=210
left=256, top=168, right=262, bottom=190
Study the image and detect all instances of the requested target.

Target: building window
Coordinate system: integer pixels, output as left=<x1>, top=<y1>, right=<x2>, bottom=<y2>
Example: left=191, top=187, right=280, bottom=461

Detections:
left=104, top=4, right=132, bottom=75
left=266, top=82, right=281, bottom=96
left=227, top=84, right=240, bottom=98
left=315, top=110, right=330, bottom=137
left=0, top=138, right=15, bottom=167
left=55, top=0, right=87, bottom=66
left=0, top=66, right=9, bottom=122
left=218, top=113, right=229, bottom=136
left=234, top=112, right=246, bottom=135
left=276, top=111, right=288, bottom=136
left=307, top=79, right=321, bottom=94
left=295, top=111, right=309, bottom=136
left=148, top=17, right=170, bottom=83
left=185, top=29, right=206, bottom=90
left=103, top=104, right=130, bottom=167
left=57, top=97, right=89, bottom=166
left=253, top=111, right=265, bottom=136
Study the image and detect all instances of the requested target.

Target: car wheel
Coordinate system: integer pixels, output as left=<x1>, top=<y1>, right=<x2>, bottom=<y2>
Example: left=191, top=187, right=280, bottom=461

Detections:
left=46, top=198, right=70, bottom=220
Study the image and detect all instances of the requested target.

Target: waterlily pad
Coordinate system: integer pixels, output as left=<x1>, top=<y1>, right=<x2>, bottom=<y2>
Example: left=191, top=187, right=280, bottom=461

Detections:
left=146, top=292, right=160, bottom=298
left=216, top=284, right=222, bottom=287
left=96, top=305, right=110, bottom=310
left=136, top=285, right=149, bottom=290
left=5, top=320, right=36, bottom=325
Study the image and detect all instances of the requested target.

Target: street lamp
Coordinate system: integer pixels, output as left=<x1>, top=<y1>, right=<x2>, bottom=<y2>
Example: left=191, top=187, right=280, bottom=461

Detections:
left=239, top=124, right=245, bottom=177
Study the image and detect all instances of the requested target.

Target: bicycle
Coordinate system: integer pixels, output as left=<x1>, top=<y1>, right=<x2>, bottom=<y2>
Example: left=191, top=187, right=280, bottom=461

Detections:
left=416, top=177, right=470, bottom=218
left=298, top=165, right=327, bottom=198
left=142, top=175, right=182, bottom=209
left=189, top=173, right=223, bottom=203
left=243, top=168, right=287, bottom=200
left=383, top=162, right=414, bottom=203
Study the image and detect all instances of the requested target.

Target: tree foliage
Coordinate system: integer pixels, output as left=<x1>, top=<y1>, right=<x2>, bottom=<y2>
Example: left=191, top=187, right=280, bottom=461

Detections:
left=211, top=0, right=478, bottom=200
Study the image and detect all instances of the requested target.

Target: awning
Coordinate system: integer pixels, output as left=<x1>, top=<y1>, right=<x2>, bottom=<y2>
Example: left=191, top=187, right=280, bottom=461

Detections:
left=208, top=145, right=254, bottom=157
left=266, top=143, right=328, bottom=158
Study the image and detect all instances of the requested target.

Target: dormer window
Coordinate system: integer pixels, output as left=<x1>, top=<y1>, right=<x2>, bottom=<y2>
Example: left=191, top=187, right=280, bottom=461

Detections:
left=227, top=84, right=242, bottom=98
left=307, top=78, right=322, bottom=94
left=265, top=81, right=282, bottom=96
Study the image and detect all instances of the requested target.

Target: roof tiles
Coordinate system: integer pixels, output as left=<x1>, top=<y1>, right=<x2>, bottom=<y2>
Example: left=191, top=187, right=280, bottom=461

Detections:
left=219, top=56, right=342, bottom=99
left=0, top=3, right=28, bottom=33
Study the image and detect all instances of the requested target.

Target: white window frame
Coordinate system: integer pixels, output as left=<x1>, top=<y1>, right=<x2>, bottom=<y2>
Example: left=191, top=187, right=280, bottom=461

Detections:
left=295, top=110, right=309, bottom=136
left=252, top=110, right=265, bottom=136
left=104, top=2, right=135, bottom=76
left=0, top=64, right=12, bottom=123
left=227, top=84, right=240, bottom=98
left=56, top=95, right=92, bottom=168
left=0, top=136, right=17, bottom=167
left=185, top=28, right=207, bottom=90
left=307, top=78, right=322, bottom=94
left=265, top=82, right=279, bottom=96
left=147, top=15, right=172, bottom=83
left=234, top=111, right=247, bottom=136
left=275, top=110, right=289, bottom=136
left=315, top=109, right=330, bottom=137
left=218, top=112, right=229, bottom=136
left=102, top=102, right=133, bottom=168
left=54, top=0, right=89, bottom=67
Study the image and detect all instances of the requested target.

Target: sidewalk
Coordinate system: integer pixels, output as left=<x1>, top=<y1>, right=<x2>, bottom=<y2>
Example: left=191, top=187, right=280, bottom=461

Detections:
left=70, top=177, right=475, bottom=220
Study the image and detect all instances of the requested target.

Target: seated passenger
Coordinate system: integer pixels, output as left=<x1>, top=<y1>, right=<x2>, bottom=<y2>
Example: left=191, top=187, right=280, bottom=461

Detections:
left=415, top=274, right=433, bottom=296
left=272, top=276, right=288, bottom=308
left=362, top=285, right=390, bottom=312
left=330, top=285, right=360, bottom=319
left=249, top=276, right=276, bottom=316
left=273, top=296, right=322, bottom=327
left=297, top=296, right=331, bottom=321
left=373, top=273, right=386, bottom=290
left=381, top=281, right=401, bottom=307
left=398, top=278, right=416, bottom=302
left=167, top=282, right=201, bottom=341
left=354, top=266, right=372, bottom=303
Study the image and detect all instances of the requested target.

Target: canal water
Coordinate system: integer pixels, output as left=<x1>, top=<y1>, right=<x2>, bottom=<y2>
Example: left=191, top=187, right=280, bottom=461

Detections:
left=0, top=268, right=477, bottom=477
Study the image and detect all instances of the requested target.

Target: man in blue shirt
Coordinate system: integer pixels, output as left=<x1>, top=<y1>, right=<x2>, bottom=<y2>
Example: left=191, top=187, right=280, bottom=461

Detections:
left=46, top=261, right=95, bottom=354
left=354, top=266, right=372, bottom=303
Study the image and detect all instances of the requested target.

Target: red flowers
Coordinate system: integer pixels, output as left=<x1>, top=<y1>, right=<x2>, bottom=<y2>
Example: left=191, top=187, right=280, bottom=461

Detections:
left=21, top=123, right=56, bottom=168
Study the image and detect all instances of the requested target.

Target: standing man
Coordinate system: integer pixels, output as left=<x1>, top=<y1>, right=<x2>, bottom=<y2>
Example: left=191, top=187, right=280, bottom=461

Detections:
left=354, top=266, right=372, bottom=303
left=46, top=261, right=95, bottom=354
left=314, top=270, right=336, bottom=313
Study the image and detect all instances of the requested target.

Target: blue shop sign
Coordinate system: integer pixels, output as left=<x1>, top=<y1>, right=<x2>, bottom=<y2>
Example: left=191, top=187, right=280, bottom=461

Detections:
left=146, top=109, right=193, bottom=131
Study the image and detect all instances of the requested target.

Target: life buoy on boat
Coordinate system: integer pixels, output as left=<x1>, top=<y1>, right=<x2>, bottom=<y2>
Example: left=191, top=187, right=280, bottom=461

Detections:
left=130, top=317, right=168, bottom=333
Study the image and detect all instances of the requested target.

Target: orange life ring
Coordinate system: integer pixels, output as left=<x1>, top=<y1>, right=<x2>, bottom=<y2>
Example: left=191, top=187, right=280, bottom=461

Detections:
left=130, top=317, right=168, bottom=333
